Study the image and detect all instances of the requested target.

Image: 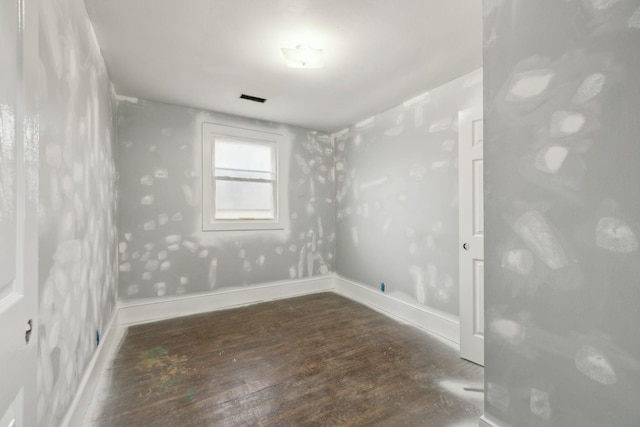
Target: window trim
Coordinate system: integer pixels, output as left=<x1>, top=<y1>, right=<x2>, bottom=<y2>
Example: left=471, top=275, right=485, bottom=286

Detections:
left=202, top=122, right=285, bottom=232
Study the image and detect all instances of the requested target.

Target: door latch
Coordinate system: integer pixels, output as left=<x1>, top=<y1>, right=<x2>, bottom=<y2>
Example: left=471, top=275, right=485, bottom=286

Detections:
left=25, top=319, right=32, bottom=344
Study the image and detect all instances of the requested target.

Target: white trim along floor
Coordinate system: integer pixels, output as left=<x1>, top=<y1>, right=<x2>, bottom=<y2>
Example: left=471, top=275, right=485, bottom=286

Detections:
left=60, top=273, right=488, bottom=426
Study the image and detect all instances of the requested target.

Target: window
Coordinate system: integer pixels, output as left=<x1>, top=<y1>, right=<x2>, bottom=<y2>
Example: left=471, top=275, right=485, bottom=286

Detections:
left=202, top=123, right=284, bottom=231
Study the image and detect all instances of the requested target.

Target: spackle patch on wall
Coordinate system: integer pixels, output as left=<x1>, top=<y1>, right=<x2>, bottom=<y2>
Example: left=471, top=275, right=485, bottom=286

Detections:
left=573, top=73, right=606, bottom=104
left=550, top=111, right=586, bottom=137
left=486, top=382, right=511, bottom=413
left=351, top=227, right=359, bottom=246
left=484, top=1, right=640, bottom=424
left=501, top=249, right=534, bottom=276
left=38, top=0, right=119, bottom=424
left=429, top=117, right=453, bottom=133
left=535, top=145, right=568, bottom=174
left=530, top=388, right=551, bottom=420
left=595, top=217, right=639, bottom=253
left=489, top=318, right=526, bottom=346
left=507, top=70, right=554, bottom=100
left=629, top=6, right=640, bottom=28
left=117, top=100, right=335, bottom=298
left=409, top=265, right=427, bottom=304
left=513, top=211, right=568, bottom=270
left=574, top=345, right=617, bottom=385
left=589, top=0, right=622, bottom=11
left=334, top=68, right=482, bottom=316
left=359, top=176, right=390, bottom=191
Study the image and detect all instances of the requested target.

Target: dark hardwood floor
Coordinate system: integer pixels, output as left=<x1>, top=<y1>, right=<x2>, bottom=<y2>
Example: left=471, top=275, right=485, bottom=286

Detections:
left=87, top=293, right=483, bottom=426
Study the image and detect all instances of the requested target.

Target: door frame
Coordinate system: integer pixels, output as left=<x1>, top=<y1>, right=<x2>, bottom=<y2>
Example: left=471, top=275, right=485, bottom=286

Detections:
left=0, top=0, right=39, bottom=424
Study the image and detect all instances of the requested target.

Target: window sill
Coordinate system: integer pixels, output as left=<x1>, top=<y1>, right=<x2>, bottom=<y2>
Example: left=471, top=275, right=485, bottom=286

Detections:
left=202, top=221, right=285, bottom=232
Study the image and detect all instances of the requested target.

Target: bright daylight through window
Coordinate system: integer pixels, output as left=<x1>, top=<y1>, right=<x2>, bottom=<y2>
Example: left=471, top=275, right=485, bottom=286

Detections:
left=202, top=123, right=284, bottom=231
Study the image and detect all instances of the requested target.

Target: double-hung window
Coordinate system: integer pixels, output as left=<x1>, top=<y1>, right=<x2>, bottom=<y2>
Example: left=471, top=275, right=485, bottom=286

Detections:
left=202, top=123, right=284, bottom=231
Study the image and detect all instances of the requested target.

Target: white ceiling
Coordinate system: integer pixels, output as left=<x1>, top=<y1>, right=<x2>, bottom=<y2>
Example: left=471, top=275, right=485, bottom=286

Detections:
left=84, top=0, right=482, bottom=133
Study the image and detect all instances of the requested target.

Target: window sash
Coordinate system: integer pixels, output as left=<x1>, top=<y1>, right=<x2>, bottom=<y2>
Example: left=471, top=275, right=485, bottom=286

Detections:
left=215, top=176, right=275, bottom=184
left=214, top=177, right=276, bottom=220
left=214, top=138, right=273, bottom=173
left=212, top=137, right=277, bottom=222
left=202, top=122, right=284, bottom=231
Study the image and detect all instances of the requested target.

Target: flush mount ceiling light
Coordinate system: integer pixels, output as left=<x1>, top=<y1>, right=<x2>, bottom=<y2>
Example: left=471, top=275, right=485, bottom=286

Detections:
left=280, top=45, right=324, bottom=69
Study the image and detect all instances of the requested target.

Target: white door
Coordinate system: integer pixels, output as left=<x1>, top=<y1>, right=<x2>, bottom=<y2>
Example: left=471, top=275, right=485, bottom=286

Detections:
left=458, top=106, right=484, bottom=366
left=0, top=0, right=38, bottom=425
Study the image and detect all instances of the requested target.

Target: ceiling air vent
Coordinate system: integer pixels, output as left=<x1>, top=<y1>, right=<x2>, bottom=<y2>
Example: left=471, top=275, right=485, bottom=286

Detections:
left=240, top=94, right=267, bottom=103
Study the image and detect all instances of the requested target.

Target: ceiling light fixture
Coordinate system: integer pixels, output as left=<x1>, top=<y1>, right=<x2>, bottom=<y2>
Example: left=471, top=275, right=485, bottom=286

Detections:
left=280, top=45, right=324, bottom=69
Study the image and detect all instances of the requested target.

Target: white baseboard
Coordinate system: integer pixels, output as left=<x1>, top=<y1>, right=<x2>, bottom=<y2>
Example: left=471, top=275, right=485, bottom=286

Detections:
left=118, top=274, right=335, bottom=326
left=333, top=275, right=460, bottom=345
left=63, top=275, right=334, bottom=424
left=479, top=415, right=501, bottom=427
left=65, top=273, right=464, bottom=425
left=60, top=309, right=125, bottom=427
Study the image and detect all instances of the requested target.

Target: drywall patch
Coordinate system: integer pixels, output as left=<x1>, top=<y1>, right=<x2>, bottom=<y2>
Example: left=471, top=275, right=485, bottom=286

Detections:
left=501, top=249, right=534, bottom=275
left=409, top=265, right=427, bottom=304
left=550, top=111, right=586, bottom=137
left=334, top=68, right=481, bottom=317
left=535, top=146, right=569, bottom=174
left=350, top=227, right=359, bottom=246
left=507, top=70, right=554, bottom=100
left=575, top=345, right=617, bottom=385
left=381, top=216, right=393, bottom=234
left=359, top=176, right=390, bottom=191
left=573, top=73, right=606, bottom=104
left=489, top=318, right=526, bottom=345
left=484, top=0, right=640, bottom=425
left=208, top=258, right=218, bottom=289
left=589, top=0, right=622, bottom=11
left=530, top=388, right=552, bottom=420
left=486, top=382, right=511, bottom=413
left=595, top=217, right=639, bottom=253
left=38, top=0, right=119, bottom=423
left=141, top=195, right=154, bottom=205
left=429, top=117, right=453, bottom=133
left=513, top=211, right=569, bottom=270
left=629, top=5, right=640, bottom=28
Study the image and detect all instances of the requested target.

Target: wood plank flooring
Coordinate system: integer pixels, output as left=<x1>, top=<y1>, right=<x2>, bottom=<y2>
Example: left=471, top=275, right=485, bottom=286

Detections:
left=87, top=293, right=483, bottom=426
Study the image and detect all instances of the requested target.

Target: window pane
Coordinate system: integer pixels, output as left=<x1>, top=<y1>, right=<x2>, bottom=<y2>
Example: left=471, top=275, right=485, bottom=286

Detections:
left=215, top=139, right=273, bottom=173
left=215, top=179, right=274, bottom=219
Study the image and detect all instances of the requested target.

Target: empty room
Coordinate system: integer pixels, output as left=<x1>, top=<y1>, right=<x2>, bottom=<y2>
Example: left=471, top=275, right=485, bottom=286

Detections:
left=2, top=0, right=639, bottom=426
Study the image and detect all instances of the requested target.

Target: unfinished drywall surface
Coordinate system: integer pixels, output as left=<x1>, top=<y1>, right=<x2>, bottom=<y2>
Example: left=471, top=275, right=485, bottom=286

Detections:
left=484, top=0, right=640, bottom=425
left=117, top=100, right=335, bottom=299
left=38, top=0, right=118, bottom=424
left=334, top=69, right=482, bottom=316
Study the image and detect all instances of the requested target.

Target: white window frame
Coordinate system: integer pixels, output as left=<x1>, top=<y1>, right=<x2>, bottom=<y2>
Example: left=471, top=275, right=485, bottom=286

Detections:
left=202, top=122, right=285, bottom=231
